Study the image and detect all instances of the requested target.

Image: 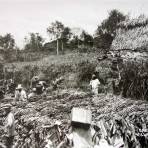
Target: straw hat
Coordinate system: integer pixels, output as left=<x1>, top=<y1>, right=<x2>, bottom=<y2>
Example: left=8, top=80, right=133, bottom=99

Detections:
left=55, top=120, right=62, bottom=126
left=16, top=84, right=23, bottom=90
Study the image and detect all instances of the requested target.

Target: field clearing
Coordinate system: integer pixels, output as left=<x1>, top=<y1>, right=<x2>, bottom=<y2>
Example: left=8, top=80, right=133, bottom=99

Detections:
left=0, top=90, right=148, bottom=147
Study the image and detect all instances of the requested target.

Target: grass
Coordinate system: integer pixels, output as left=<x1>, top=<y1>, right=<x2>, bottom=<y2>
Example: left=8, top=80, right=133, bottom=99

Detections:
left=5, top=52, right=98, bottom=71
left=4, top=52, right=104, bottom=90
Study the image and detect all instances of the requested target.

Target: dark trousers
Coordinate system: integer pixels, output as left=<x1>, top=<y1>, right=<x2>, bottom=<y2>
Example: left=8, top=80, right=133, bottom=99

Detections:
left=5, top=136, right=14, bottom=148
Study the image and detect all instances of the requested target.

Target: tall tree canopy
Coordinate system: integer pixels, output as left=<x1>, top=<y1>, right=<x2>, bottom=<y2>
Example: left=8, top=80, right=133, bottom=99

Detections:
left=80, top=31, right=93, bottom=47
left=61, top=27, right=71, bottom=43
left=61, top=27, right=71, bottom=52
left=47, top=21, right=64, bottom=55
left=95, top=9, right=126, bottom=49
left=0, top=33, right=15, bottom=50
left=24, top=33, right=44, bottom=51
left=47, top=21, right=71, bottom=55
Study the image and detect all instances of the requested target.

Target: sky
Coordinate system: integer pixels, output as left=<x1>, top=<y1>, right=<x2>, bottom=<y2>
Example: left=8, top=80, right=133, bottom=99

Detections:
left=0, top=0, right=148, bottom=48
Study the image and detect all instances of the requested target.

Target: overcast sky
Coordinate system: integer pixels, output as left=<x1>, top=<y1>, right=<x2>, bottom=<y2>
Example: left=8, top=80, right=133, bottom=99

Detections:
left=0, top=0, right=148, bottom=48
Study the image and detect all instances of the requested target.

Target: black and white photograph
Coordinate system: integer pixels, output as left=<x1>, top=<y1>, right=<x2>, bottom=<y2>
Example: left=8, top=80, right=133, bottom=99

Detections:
left=0, top=0, right=148, bottom=147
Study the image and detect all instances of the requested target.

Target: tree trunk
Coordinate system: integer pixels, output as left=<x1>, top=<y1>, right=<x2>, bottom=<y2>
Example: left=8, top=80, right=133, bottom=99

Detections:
left=61, top=41, right=64, bottom=54
left=57, top=39, right=59, bottom=55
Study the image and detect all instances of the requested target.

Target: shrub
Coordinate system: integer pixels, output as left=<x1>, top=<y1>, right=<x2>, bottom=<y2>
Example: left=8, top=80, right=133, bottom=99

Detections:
left=76, top=61, right=96, bottom=87
left=119, top=60, right=148, bottom=100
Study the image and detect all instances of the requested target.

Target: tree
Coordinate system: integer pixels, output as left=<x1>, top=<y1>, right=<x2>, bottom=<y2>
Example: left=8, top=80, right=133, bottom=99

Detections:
left=70, top=35, right=80, bottom=48
left=0, top=33, right=15, bottom=50
left=80, top=31, right=93, bottom=47
left=47, top=21, right=64, bottom=55
left=95, top=9, right=126, bottom=49
left=0, top=33, right=16, bottom=62
left=24, top=33, right=44, bottom=51
left=61, top=27, right=71, bottom=52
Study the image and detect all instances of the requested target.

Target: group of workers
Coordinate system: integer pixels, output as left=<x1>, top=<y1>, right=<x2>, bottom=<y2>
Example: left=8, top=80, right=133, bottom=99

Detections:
left=0, top=76, right=48, bottom=104
left=1, top=77, right=48, bottom=148
left=0, top=72, right=100, bottom=101
left=15, top=81, right=47, bottom=104
left=1, top=73, right=101, bottom=148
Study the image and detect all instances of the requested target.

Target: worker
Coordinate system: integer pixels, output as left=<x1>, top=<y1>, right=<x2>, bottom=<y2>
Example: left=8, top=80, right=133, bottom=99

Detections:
left=38, top=81, right=47, bottom=96
left=38, top=81, right=46, bottom=90
left=36, top=83, right=43, bottom=95
left=52, top=76, right=64, bottom=90
left=4, top=104, right=15, bottom=148
left=14, top=84, right=27, bottom=103
left=90, top=74, right=100, bottom=95
left=30, top=76, right=39, bottom=89
left=28, top=88, right=37, bottom=99
left=8, top=79, right=16, bottom=96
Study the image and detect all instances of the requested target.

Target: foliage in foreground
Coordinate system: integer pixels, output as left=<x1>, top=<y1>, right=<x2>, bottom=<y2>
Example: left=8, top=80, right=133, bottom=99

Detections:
left=0, top=91, right=148, bottom=148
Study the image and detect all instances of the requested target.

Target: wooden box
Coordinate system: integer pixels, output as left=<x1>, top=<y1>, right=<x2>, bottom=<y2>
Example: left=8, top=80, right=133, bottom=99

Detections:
left=71, top=108, right=92, bottom=125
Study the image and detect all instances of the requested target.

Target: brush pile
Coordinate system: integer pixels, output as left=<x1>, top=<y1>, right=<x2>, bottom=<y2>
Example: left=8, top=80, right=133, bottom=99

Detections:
left=0, top=90, right=148, bottom=148
left=112, top=26, right=148, bottom=51
left=111, top=16, right=148, bottom=51
left=118, top=16, right=148, bottom=29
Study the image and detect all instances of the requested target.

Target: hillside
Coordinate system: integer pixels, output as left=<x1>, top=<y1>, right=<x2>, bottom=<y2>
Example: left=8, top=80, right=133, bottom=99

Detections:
left=5, top=52, right=98, bottom=71
left=0, top=50, right=147, bottom=147
left=4, top=52, right=108, bottom=91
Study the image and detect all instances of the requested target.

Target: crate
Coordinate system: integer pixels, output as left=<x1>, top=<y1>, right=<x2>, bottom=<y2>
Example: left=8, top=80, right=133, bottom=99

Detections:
left=71, top=108, right=92, bottom=125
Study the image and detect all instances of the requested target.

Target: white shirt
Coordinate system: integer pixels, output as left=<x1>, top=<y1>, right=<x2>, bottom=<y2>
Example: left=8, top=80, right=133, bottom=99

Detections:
left=90, top=79, right=100, bottom=89
left=15, top=89, right=27, bottom=101
left=5, top=112, right=15, bottom=136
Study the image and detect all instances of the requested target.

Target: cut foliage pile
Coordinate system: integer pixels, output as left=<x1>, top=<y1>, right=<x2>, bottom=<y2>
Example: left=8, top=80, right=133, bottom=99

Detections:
left=112, top=16, right=148, bottom=51
left=0, top=90, right=148, bottom=147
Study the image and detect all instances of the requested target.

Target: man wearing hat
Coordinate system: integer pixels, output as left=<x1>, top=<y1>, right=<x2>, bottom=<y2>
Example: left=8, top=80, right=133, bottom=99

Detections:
left=36, top=83, right=44, bottom=95
left=15, top=84, right=27, bottom=103
left=3, top=104, right=15, bottom=148
left=89, top=74, right=100, bottom=95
